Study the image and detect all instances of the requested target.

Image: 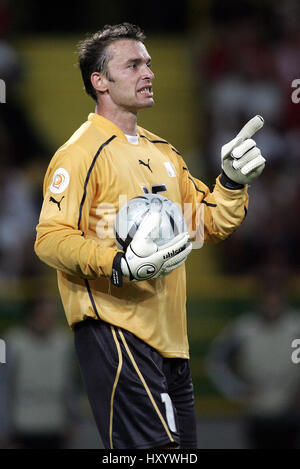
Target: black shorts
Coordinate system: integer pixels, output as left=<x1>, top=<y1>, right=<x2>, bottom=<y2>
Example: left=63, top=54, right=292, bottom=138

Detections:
left=74, top=318, right=198, bottom=449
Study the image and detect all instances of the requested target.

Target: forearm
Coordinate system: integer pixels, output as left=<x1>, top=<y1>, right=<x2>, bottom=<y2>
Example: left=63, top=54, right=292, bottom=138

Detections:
left=34, top=226, right=118, bottom=279
left=204, top=176, right=248, bottom=243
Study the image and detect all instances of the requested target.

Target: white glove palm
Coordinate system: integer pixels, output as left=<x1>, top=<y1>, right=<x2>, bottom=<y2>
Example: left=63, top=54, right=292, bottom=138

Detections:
left=221, top=115, right=266, bottom=185
left=121, top=212, right=192, bottom=281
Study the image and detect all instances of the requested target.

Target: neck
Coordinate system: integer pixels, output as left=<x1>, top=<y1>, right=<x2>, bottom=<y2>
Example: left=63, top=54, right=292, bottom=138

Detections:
left=95, top=103, right=138, bottom=136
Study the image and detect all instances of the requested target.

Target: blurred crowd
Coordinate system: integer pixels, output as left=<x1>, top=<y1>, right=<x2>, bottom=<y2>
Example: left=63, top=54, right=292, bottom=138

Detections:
left=193, top=1, right=300, bottom=448
left=197, top=0, right=300, bottom=274
left=0, top=297, right=79, bottom=449
left=206, top=260, right=300, bottom=449
left=0, top=4, right=84, bottom=448
left=0, top=3, right=51, bottom=282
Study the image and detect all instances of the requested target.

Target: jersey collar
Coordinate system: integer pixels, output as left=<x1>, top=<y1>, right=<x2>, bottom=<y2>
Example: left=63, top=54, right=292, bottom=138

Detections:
left=88, top=113, right=137, bottom=143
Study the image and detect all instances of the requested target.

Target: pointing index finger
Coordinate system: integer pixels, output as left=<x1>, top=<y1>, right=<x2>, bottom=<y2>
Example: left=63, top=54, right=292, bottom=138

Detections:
left=236, top=115, right=264, bottom=141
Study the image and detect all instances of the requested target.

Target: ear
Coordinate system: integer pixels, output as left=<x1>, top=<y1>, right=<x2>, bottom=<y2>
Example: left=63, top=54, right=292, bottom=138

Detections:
left=91, top=72, right=109, bottom=94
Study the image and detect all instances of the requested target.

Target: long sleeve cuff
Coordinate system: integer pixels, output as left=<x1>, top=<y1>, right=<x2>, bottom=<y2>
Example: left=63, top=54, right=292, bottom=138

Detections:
left=220, top=171, right=245, bottom=190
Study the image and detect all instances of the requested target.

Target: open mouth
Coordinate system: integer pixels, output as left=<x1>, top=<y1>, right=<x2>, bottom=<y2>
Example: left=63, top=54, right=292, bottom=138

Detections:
left=138, top=86, right=153, bottom=96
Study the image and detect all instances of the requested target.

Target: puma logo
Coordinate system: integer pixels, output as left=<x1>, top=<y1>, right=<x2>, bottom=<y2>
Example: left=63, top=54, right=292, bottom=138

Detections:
left=49, top=196, right=65, bottom=211
left=139, top=158, right=152, bottom=173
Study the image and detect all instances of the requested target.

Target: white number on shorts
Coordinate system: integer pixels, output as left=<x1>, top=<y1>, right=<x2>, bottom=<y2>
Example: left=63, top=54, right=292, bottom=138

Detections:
left=161, top=393, right=177, bottom=432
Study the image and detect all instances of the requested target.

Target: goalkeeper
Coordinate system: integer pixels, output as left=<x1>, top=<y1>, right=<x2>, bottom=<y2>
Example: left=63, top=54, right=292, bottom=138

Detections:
left=34, top=23, right=265, bottom=450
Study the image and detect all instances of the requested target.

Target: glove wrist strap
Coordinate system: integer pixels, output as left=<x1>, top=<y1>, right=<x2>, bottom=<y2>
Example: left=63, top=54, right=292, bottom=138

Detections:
left=220, top=171, right=245, bottom=190
left=111, top=252, right=125, bottom=287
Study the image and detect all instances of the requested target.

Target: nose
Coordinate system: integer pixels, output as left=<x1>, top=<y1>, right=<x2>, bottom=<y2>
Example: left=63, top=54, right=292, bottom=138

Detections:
left=142, top=64, right=154, bottom=80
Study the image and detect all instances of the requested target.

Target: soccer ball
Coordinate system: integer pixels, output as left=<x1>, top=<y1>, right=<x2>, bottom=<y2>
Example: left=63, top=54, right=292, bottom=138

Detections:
left=114, top=194, right=187, bottom=252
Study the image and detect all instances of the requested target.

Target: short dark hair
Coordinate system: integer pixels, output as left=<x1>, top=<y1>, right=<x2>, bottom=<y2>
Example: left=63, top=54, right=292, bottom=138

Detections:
left=77, top=23, right=146, bottom=102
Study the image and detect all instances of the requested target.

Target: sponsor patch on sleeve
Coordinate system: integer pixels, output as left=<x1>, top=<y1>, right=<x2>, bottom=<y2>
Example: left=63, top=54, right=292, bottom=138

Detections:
left=50, top=168, right=70, bottom=194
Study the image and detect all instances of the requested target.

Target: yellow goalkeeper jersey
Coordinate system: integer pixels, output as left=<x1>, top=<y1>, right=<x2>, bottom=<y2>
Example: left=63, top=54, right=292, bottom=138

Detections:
left=35, top=113, right=248, bottom=358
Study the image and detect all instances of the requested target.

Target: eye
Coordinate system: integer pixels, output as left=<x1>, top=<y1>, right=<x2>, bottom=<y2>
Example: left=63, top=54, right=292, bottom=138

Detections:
left=128, top=63, right=137, bottom=69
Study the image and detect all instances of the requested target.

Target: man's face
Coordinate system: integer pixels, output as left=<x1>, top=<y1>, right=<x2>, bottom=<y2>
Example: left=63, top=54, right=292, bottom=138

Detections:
left=104, top=39, right=154, bottom=112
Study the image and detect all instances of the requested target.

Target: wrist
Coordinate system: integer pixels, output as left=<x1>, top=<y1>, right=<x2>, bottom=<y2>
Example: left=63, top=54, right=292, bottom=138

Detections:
left=111, top=252, right=125, bottom=287
left=220, top=171, right=245, bottom=190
